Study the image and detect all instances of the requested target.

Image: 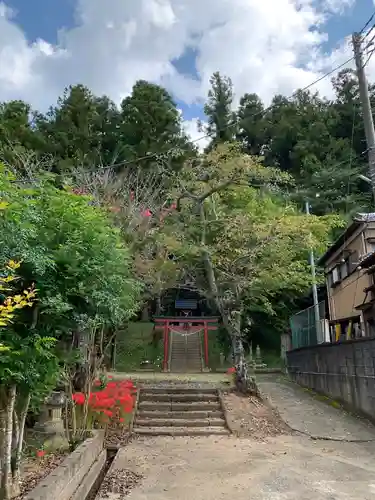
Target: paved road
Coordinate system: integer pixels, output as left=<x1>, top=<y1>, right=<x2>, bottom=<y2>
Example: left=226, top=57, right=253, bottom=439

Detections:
left=257, top=374, right=375, bottom=441
left=97, top=375, right=375, bottom=499
left=100, top=435, right=375, bottom=499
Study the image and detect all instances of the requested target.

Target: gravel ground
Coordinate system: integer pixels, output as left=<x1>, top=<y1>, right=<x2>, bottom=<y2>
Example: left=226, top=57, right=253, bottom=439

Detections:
left=96, top=468, right=143, bottom=499
left=222, top=391, right=291, bottom=439
left=14, top=453, right=67, bottom=500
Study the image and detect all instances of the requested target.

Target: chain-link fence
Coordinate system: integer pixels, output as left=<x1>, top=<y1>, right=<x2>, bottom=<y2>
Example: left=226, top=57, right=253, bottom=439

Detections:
left=289, top=301, right=326, bottom=349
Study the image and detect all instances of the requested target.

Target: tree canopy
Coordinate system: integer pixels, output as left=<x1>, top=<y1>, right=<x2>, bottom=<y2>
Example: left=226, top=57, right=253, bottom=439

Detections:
left=0, top=67, right=370, bottom=354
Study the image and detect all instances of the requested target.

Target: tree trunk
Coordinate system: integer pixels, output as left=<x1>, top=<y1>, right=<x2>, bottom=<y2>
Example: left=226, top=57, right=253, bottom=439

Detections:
left=11, top=392, right=31, bottom=497
left=0, top=391, right=5, bottom=482
left=0, top=385, right=16, bottom=500
left=155, top=296, right=161, bottom=316
left=141, top=305, right=149, bottom=321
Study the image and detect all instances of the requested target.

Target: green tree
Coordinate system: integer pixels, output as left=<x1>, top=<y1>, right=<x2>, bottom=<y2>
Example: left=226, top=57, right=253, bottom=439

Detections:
left=0, top=101, right=46, bottom=169
left=35, top=85, right=122, bottom=171
left=120, top=80, right=194, bottom=174
left=237, top=93, right=265, bottom=155
left=203, top=72, right=237, bottom=148
left=0, top=261, right=58, bottom=499
left=256, top=90, right=370, bottom=215
left=0, top=166, right=141, bottom=337
left=163, top=144, right=342, bottom=386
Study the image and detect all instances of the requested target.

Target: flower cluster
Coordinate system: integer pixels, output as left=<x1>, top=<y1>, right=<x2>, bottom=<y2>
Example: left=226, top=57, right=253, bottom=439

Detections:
left=227, top=367, right=236, bottom=375
left=72, top=379, right=136, bottom=427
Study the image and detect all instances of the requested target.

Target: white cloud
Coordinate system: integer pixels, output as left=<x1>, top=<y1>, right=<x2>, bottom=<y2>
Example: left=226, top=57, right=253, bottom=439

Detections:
left=322, top=0, right=355, bottom=14
left=0, top=0, right=364, bottom=112
left=182, top=117, right=209, bottom=151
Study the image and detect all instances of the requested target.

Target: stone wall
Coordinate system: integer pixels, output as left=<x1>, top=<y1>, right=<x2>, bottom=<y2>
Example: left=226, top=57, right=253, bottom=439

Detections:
left=286, top=337, right=375, bottom=420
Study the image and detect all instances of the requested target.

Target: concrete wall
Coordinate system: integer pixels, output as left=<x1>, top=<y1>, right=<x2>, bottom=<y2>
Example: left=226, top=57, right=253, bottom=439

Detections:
left=25, top=431, right=105, bottom=500
left=286, top=338, right=375, bottom=420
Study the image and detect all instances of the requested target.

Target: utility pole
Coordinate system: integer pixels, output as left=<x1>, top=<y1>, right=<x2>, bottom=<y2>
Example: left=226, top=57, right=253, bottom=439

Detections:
left=352, top=32, right=375, bottom=198
left=305, top=200, right=321, bottom=343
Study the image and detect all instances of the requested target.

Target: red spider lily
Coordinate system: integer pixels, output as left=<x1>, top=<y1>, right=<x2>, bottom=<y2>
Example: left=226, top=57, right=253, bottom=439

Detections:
left=72, top=380, right=135, bottom=431
left=72, top=392, right=85, bottom=405
left=97, top=397, right=116, bottom=408
left=119, top=380, right=133, bottom=388
left=141, top=209, right=152, bottom=217
left=36, top=450, right=46, bottom=458
left=227, top=367, right=236, bottom=374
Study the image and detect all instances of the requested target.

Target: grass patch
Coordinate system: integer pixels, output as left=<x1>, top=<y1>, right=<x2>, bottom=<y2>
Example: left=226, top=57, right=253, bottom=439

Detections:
left=115, top=322, right=163, bottom=372
left=262, top=351, right=283, bottom=369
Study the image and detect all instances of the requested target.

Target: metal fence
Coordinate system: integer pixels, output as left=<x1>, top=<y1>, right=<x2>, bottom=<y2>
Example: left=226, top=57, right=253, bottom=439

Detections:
left=289, top=301, right=326, bottom=349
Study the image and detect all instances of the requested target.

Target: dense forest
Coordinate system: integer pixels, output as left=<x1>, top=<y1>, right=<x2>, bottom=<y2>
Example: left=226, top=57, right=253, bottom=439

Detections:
left=0, top=68, right=372, bottom=351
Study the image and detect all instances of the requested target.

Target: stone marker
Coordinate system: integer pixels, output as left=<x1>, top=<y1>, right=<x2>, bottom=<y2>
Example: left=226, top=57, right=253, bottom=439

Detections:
left=35, top=391, right=66, bottom=434
left=254, top=345, right=267, bottom=370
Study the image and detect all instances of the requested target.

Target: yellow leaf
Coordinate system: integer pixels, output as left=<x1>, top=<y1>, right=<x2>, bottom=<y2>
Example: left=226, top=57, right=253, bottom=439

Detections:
left=0, top=201, right=9, bottom=210
left=7, top=260, right=20, bottom=270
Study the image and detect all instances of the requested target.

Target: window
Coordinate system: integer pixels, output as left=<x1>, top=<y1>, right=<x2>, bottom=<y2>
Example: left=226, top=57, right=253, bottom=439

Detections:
left=366, top=237, right=375, bottom=254
left=327, top=272, right=333, bottom=288
left=332, top=266, right=341, bottom=284
left=341, top=259, right=349, bottom=280
left=349, top=251, right=359, bottom=273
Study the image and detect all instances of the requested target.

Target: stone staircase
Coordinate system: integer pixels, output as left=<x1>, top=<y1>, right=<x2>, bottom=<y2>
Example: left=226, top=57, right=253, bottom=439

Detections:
left=133, top=386, right=230, bottom=436
left=169, top=331, right=203, bottom=372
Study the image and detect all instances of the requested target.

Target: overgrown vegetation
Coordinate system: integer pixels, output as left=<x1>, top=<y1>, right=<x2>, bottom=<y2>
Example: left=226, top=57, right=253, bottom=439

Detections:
left=0, top=65, right=369, bottom=495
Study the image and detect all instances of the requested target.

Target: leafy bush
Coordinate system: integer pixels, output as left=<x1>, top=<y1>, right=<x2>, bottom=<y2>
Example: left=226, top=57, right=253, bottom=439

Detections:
left=0, top=166, right=141, bottom=339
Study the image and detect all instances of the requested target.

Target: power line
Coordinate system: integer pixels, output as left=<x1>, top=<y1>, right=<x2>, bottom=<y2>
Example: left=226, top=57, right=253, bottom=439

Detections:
left=359, top=11, right=375, bottom=36
left=364, top=30, right=375, bottom=50
left=363, top=47, right=375, bottom=69
left=98, top=56, right=355, bottom=172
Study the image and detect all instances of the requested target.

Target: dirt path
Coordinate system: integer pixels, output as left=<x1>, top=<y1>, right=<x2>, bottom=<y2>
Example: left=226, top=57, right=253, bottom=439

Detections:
left=97, top=374, right=375, bottom=499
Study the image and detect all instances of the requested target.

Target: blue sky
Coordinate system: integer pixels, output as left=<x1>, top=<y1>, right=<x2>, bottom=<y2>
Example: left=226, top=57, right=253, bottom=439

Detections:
left=8, top=0, right=76, bottom=44
left=2, top=0, right=375, bottom=127
left=322, top=0, right=374, bottom=50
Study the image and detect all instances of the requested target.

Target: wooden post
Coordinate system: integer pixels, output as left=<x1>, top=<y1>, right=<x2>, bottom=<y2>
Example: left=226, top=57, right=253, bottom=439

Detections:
left=204, top=320, right=209, bottom=368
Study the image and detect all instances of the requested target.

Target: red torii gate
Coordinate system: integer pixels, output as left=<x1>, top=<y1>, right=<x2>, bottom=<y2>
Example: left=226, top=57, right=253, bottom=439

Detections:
left=154, top=316, right=219, bottom=371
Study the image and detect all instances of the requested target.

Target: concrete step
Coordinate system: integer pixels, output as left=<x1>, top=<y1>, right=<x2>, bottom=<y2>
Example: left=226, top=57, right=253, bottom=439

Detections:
left=169, top=369, right=203, bottom=373
left=169, top=365, right=202, bottom=370
left=171, top=348, right=201, bottom=352
left=138, top=401, right=221, bottom=411
left=137, top=410, right=223, bottom=419
left=170, top=357, right=201, bottom=361
left=141, top=387, right=217, bottom=394
left=171, top=357, right=201, bottom=361
left=140, top=393, right=218, bottom=402
left=135, top=418, right=225, bottom=427
left=133, top=426, right=230, bottom=436
left=170, top=356, right=201, bottom=361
